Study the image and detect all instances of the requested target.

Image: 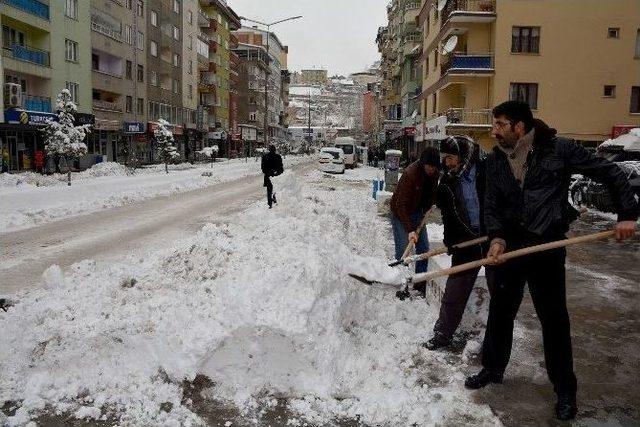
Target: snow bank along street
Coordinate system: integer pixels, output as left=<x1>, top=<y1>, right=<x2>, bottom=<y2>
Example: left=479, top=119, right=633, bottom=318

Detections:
left=0, top=167, right=501, bottom=426
left=0, top=158, right=306, bottom=233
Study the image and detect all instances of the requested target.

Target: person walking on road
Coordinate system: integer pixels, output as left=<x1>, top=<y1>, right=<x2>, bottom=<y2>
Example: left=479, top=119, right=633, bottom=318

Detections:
left=424, top=135, right=492, bottom=350
left=390, top=147, right=441, bottom=299
left=465, top=101, right=638, bottom=421
left=261, top=145, right=284, bottom=209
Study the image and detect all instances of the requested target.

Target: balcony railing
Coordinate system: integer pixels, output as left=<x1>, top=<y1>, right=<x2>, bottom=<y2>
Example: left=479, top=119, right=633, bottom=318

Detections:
left=93, top=99, right=122, bottom=112
left=442, top=0, right=496, bottom=24
left=441, top=53, right=494, bottom=76
left=24, top=95, right=51, bottom=112
left=445, top=108, right=492, bottom=126
left=3, top=44, right=50, bottom=66
left=91, top=21, right=123, bottom=42
left=4, top=0, right=50, bottom=20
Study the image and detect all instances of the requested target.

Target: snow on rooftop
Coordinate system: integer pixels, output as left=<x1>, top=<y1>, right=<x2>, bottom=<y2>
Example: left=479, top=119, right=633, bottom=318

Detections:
left=289, top=86, right=322, bottom=96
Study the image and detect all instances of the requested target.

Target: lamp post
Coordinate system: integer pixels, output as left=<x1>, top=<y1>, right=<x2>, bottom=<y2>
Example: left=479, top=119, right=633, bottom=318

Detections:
left=239, top=15, right=302, bottom=149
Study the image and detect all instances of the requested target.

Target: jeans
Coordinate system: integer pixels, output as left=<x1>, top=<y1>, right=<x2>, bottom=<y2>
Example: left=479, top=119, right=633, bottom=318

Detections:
left=391, top=211, right=430, bottom=274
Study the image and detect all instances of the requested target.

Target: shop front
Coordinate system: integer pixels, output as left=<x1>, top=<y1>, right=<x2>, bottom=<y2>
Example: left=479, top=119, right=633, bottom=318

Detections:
left=1, top=109, right=57, bottom=172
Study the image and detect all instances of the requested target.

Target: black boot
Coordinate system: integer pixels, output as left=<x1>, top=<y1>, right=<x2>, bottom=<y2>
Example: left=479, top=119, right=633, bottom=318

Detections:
left=422, top=332, right=451, bottom=351
left=412, top=282, right=426, bottom=299
left=555, top=393, right=577, bottom=420
left=464, top=369, right=503, bottom=390
left=395, top=289, right=411, bottom=301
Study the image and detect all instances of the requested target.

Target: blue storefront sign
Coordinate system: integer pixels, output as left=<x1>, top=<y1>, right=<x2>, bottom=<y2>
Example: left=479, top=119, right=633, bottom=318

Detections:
left=4, top=109, right=57, bottom=126
left=123, top=121, right=145, bottom=134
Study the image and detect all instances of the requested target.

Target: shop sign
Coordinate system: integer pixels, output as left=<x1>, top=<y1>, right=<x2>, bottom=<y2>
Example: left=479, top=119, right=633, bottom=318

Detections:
left=4, top=109, right=57, bottom=126
left=74, top=113, right=95, bottom=126
left=403, top=127, right=416, bottom=136
left=414, top=122, right=424, bottom=142
left=424, top=115, right=447, bottom=140
left=123, top=121, right=145, bottom=134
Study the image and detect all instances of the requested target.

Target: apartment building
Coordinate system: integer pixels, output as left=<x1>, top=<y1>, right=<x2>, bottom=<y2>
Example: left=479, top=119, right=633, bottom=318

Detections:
left=1, top=0, right=92, bottom=172
left=89, top=0, right=147, bottom=164
left=234, top=26, right=289, bottom=145
left=418, top=0, right=640, bottom=150
left=298, top=69, right=328, bottom=85
left=198, top=0, right=241, bottom=148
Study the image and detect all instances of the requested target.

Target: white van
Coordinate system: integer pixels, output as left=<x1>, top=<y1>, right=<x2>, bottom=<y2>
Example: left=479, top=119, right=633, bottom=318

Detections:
left=334, top=137, right=357, bottom=169
left=318, top=147, right=346, bottom=174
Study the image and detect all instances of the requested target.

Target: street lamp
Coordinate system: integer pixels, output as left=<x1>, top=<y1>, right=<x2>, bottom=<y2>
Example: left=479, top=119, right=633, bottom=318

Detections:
left=239, top=15, right=302, bottom=148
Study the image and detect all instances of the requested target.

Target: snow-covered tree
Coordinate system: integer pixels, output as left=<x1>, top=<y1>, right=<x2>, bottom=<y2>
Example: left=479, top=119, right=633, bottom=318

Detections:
left=154, top=119, right=180, bottom=173
left=42, top=89, right=91, bottom=186
left=197, top=145, right=218, bottom=168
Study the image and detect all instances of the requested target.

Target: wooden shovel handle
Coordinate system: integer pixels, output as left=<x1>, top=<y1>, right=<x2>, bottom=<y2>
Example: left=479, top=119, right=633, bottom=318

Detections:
left=410, top=230, right=615, bottom=283
left=401, top=208, right=433, bottom=260
left=410, top=236, right=489, bottom=263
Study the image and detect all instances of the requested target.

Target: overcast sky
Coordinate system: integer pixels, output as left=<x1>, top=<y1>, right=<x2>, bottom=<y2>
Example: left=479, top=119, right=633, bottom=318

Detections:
left=226, top=0, right=389, bottom=76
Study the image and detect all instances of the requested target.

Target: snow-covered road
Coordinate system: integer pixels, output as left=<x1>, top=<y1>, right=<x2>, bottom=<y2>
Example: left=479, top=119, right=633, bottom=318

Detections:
left=0, top=160, right=315, bottom=294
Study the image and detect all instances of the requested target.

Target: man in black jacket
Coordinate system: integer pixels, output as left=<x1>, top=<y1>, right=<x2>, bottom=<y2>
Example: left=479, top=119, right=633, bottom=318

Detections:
left=465, top=101, right=638, bottom=421
left=261, top=145, right=284, bottom=209
left=424, top=135, right=491, bottom=350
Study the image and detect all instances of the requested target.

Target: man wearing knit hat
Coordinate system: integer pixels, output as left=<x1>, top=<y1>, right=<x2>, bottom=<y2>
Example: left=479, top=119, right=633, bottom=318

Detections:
left=390, top=147, right=441, bottom=299
left=424, top=135, right=492, bottom=350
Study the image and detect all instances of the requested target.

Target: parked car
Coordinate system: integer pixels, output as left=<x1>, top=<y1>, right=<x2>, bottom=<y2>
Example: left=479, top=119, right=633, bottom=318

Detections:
left=570, top=129, right=640, bottom=212
left=318, top=147, right=346, bottom=174
left=334, top=137, right=357, bottom=169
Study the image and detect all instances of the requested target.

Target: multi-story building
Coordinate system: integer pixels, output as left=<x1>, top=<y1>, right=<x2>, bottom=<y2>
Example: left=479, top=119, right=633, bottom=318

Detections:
left=418, top=0, right=640, bottom=150
left=1, top=0, right=93, bottom=172
left=198, top=0, right=241, bottom=149
left=89, top=0, right=147, bottom=164
left=298, top=69, right=328, bottom=86
left=182, top=0, right=201, bottom=161
left=234, top=26, right=290, bottom=146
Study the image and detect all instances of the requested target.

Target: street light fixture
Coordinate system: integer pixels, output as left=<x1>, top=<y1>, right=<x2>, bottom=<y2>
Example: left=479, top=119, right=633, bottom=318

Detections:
left=239, top=15, right=302, bottom=149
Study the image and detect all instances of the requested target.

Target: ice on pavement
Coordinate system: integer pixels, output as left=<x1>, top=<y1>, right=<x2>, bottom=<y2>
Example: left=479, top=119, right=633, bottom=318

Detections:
left=0, top=168, right=499, bottom=426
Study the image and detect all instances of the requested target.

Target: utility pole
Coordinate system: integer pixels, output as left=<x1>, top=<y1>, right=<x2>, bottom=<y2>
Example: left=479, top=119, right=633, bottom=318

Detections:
left=307, top=91, right=312, bottom=151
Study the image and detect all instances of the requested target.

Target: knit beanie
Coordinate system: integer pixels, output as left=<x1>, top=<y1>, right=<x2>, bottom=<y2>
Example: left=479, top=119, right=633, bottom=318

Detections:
left=419, top=147, right=441, bottom=168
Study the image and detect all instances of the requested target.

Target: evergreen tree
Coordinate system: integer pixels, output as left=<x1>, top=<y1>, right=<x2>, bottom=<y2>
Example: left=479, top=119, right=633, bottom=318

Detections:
left=155, top=119, right=180, bottom=173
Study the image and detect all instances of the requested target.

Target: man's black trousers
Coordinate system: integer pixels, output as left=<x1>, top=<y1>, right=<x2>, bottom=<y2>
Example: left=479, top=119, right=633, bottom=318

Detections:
left=264, top=175, right=274, bottom=207
left=481, top=247, right=577, bottom=394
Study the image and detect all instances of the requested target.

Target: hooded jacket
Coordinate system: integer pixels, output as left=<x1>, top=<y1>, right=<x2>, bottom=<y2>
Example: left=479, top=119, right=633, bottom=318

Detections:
left=390, top=160, right=438, bottom=233
left=485, top=119, right=639, bottom=246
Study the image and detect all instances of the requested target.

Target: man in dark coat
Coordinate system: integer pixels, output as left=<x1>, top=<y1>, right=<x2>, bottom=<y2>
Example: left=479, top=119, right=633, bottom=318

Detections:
left=465, top=101, right=638, bottom=421
left=261, top=145, right=284, bottom=209
left=390, top=147, right=441, bottom=298
left=424, top=135, right=491, bottom=350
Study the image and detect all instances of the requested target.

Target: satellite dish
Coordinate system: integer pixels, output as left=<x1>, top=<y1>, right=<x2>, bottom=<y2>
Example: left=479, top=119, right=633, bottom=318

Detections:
left=442, top=35, right=458, bottom=55
left=437, top=0, right=448, bottom=12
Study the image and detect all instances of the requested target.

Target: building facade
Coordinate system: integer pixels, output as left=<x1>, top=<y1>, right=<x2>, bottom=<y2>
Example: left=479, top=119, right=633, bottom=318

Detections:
left=417, top=0, right=640, bottom=151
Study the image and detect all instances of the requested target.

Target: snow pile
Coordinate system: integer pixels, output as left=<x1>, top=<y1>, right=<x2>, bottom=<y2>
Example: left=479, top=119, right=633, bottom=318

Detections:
left=79, top=162, right=131, bottom=178
left=0, top=171, right=498, bottom=426
left=311, top=166, right=383, bottom=183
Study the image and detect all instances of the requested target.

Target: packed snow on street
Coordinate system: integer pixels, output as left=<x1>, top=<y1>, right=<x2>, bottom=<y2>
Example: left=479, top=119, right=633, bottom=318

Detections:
left=0, top=157, right=306, bottom=233
left=0, top=167, right=500, bottom=426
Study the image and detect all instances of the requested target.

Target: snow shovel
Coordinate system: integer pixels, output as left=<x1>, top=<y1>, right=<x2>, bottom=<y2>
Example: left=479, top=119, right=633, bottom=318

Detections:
left=388, top=236, right=488, bottom=267
left=350, top=230, right=615, bottom=287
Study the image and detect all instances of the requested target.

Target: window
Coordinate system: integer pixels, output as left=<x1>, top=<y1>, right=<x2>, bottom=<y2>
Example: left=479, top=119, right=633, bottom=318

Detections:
left=188, top=84, right=193, bottom=99
left=150, top=71, right=158, bottom=86
left=635, top=29, right=640, bottom=58
left=126, top=96, right=133, bottom=113
left=137, top=32, right=144, bottom=51
left=173, top=26, right=180, bottom=40
left=137, top=98, right=144, bottom=115
left=510, top=83, right=538, bottom=109
left=431, top=94, right=436, bottom=114
left=188, top=60, right=193, bottom=74
left=603, top=85, right=616, bottom=98
left=3, top=26, right=25, bottom=47
left=65, top=39, right=78, bottom=62
left=630, top=87, right=640, bottom=113
left=512, top=26, right=540, bottom=53
left=151, top=10, right=158, bottom=27
left=150, top=40, right=158, bottom=57
left=136, top=0, right=143, bottom=16
left=65, top=0, right=78, bottom=19
left=65, top=82, right=79, bottom=104
left=137, top=64, right=144, bottom=82
left=173, top=79, right=180, bottom=93
left=188, top=35, right=193, bottom=50
left=173, top=0, right=180, bottom=14
left=126, top=60, right=133, bottom=79
left=173, top=53, right=180, bottom=67
left=608, top=27, right=620, bottom=39
left=188, top=11, right=193, bottom=24
left=124, top=25, right=132, bottom=44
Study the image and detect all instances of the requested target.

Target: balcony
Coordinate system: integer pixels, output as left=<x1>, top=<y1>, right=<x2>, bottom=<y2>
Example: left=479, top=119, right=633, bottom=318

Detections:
left=3, top=0, right=50, bottom=20
left=441, top=0, right=496, bottom=27
left=441, top=53, right=494, bottom=76
left=443, top=108, right=492, bottom=127
left=198, top=9, right=210, bottom=27
left=93, top=99, right=122, bottom=112
left=24, top=95, right=51, bottom=112
left=3, top=44, right=50, bottom=67
left=91, top=21, right=122, bottom=42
